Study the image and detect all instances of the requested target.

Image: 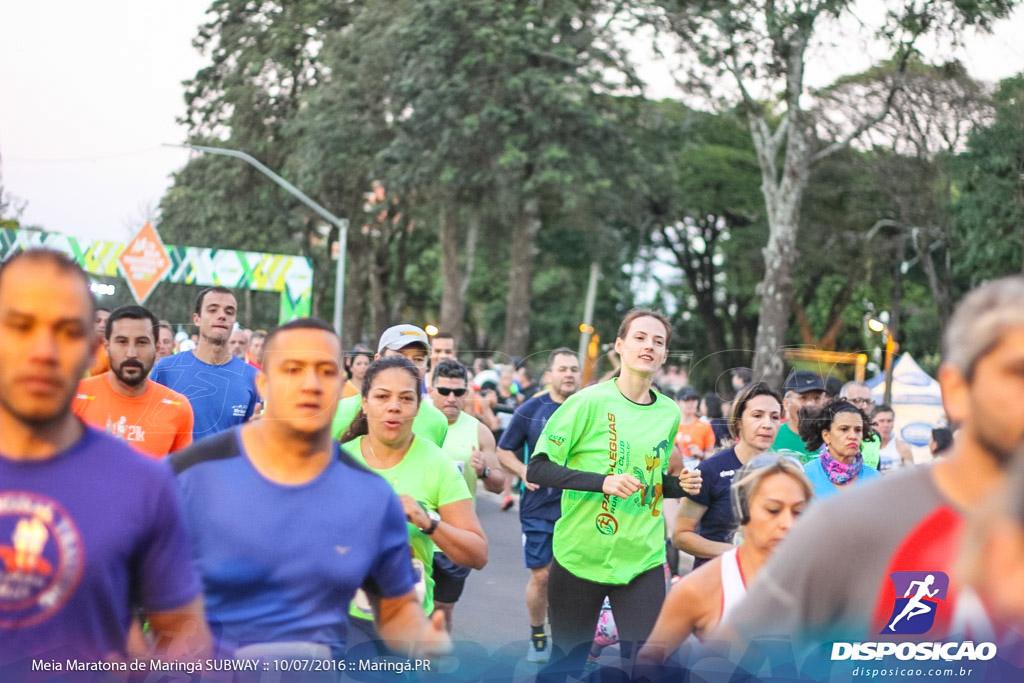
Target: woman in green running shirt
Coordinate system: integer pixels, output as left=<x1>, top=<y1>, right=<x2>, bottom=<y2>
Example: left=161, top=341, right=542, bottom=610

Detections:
left=340, top=356, right=488, bottom=647
left=527, top=309, right=702, bottom=677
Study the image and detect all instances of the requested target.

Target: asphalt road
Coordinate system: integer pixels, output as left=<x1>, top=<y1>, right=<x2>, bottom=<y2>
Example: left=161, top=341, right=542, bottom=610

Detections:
left=449, top=490, right=535, bottom=655
left=443, top=489, right=632, bottom=681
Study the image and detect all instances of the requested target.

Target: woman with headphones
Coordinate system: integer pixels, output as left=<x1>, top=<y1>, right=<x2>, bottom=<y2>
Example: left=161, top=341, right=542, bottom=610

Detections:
left=639, top=454, right=814, bottom=662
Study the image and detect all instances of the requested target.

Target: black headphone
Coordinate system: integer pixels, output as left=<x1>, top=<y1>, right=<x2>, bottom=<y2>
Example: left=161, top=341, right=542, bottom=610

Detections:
left=730, top=453, right=804, bottom=527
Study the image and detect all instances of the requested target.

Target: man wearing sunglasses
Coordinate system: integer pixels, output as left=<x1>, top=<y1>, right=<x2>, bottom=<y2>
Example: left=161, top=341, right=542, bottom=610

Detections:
left=839, top=380, right=881, bottom=469
left=428, top=358, right=505, bottom=632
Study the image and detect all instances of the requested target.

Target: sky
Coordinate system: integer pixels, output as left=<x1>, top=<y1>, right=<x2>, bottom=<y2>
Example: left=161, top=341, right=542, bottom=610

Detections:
left=2, top=1, right=1023, bottom=243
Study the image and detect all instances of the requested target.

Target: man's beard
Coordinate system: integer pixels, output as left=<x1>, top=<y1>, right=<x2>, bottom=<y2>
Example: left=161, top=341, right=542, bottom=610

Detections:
left=114, top=361, right=149, bottom=387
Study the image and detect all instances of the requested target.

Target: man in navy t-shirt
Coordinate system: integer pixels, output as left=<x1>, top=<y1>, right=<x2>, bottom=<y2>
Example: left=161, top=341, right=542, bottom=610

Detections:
left=497, top=347, right=582, bottom=663
left=171, top=318, right=450, bottom=657
left=0, top=250, right=209, bottom=670
left=150, top=286, right=259, bottom=440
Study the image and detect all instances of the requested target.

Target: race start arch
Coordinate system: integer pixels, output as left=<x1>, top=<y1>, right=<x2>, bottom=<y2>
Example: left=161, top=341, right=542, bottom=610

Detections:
left=0, top=225, right=313, bottom=322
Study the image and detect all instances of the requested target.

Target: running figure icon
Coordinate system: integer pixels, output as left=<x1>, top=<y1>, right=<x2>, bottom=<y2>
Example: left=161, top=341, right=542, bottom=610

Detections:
left=888, top=574, right=939, bottom=631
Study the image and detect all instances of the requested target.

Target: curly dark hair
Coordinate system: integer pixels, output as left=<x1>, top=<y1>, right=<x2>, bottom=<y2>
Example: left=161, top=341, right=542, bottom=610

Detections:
left=798, top=398, right=871, bottom=452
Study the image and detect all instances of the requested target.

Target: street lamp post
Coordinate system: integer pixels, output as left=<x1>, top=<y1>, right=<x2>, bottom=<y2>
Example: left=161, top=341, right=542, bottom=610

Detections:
left=165, top=143, right=350, bottom=341
left=868, top=317, right=898, bottom=406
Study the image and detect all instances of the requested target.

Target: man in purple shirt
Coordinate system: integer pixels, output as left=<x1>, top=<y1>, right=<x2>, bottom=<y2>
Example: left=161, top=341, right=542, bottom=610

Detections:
left=0, top=250, right=210, bottom=672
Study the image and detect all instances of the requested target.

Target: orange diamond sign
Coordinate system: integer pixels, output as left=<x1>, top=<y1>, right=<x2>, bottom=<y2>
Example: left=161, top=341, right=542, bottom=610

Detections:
left=118, top=222, right=172, bottom=304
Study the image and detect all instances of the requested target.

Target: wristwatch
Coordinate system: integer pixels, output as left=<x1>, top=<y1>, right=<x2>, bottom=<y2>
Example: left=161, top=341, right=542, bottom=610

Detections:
left=483, top=466, right=492, bottom=480
left=423, top=509, right=441, bottom=536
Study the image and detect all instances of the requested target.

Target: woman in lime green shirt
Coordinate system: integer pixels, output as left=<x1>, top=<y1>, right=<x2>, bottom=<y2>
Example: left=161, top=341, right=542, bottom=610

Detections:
left=340, top=356, right=488, bottom=648
left=527, top=309, right=702, bottom=677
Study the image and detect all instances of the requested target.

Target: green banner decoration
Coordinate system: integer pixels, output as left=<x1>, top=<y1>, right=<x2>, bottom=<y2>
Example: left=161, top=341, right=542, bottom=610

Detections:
left=0, top=228, right=313, bottom=323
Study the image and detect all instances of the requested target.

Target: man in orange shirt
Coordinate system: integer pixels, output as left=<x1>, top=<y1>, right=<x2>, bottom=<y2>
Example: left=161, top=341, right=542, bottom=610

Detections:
left=74, top=305, right=193, bottom=458
left=86, top=307, right=111, bottom=376
left=675, top=387, right=716, bottom=469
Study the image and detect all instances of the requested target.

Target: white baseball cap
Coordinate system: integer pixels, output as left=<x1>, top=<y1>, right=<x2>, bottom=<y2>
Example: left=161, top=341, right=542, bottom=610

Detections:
left=377, top=324, right=431, bottom=354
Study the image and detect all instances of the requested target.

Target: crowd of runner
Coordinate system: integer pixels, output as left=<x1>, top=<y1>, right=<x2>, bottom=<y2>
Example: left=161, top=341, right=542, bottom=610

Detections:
left=1, top=248, right=1023, bottom=681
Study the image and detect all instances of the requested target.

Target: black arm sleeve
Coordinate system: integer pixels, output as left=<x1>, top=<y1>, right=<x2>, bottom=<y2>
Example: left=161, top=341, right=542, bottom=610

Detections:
left=526, top=452, right=607, bottom=493
left=662, top=474, right=687, bottom=499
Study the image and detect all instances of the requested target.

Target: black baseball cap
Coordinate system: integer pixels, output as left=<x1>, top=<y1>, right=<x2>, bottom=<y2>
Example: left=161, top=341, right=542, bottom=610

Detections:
left=784, top=370, right=825, bottom=394
left=676, top=387, right=700, bottom=401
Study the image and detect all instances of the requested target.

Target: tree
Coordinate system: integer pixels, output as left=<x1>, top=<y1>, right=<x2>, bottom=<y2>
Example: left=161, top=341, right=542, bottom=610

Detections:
left=161, top=0, right=362, bottom=330
left=952, top=74, right=1024, bottom=282
left=635, top=102, right=765, bottom=379
left=816, top=58, right=994, bottom=329
left=652, top=0, right=1017, bottom=387
left=0, top=150, right=24, bottom=231
left=378, top=0, right=643, bottom=358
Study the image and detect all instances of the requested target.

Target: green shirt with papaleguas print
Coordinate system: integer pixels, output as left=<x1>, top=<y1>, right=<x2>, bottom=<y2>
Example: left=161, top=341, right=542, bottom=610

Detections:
left=537, top=378, right=680, bottom=584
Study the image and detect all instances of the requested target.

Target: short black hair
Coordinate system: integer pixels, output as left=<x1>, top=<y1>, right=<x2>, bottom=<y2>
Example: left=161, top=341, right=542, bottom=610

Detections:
left=194, top=286, right=235, bottom=315
left=434, top=332, right=455, bottom=343
left=106, top=305, right=159, bottom=340
left=433, top=358, right=469, bottom=383
left=263, top=317, right=338, bottom=356
left=547, top=347, right=578, bottom=367
left=931, top=427, right=953, bottom=454
left=0, top=249, right=96, bottom=314
left=516, top=363, right=534, bottom=382
left=702, top=392, right=724, bottom=419
left=872, top=403, right=896, bottom=419
left=731, top=367, right=752, bottom=383
left=97, top=306, right=111, bottom=314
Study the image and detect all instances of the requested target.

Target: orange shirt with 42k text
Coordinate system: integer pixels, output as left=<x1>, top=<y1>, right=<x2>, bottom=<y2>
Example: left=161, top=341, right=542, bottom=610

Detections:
left=73, top=374, right=195, bottom=459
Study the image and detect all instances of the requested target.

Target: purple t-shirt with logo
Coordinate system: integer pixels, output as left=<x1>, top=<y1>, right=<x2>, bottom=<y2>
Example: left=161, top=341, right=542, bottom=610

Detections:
left=0, top=427, right=200, bottom=667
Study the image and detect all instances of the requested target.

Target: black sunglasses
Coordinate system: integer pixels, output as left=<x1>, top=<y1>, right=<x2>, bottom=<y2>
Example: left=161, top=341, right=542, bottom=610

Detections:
left=436, top=387, right=467, bottom=397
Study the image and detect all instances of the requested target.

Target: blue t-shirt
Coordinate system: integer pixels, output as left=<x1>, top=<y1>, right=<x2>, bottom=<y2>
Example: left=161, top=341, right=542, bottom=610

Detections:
left=151, top=351, right=260, bottom=440
left=0, top=427, right=200, bottom=666
left=171, top=430, right=416, bottom=654
left=690, top=447, right=742, bottom=569
left=803, top=457, right=881, bottom=502
left=497, top=393, right=563, bottom=522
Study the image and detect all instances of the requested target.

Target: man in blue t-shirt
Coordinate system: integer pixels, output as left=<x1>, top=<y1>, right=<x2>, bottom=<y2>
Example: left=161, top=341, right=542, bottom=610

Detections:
left=497, top=347, right=582, bottom=663
left=150, top=286, right=260, bottom=440
left=0, top=250, right=210, bottom=670
left=171, top=318, right=450, bottom=658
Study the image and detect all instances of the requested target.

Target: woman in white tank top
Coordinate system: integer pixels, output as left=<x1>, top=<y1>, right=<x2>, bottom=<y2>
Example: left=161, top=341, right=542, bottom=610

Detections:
left=639, top=454, right=815, bottom=663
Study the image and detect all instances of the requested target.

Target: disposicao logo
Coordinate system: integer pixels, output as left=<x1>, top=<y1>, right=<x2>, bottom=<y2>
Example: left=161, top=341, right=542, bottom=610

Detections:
left=830, top=571, right=997, bottom=663
left=882, top=571, right=948, bottom=635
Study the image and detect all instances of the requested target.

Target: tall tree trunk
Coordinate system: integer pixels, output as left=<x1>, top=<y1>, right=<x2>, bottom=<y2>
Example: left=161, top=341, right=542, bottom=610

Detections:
left=342, top=231, right=369, bottom=347
left=910, top=227, right=951, bottom=325
left=502, top=197, right=540, bottom=359
left=753, top=217, right=800, bottom=389
left=696, top=293, right=728, bottom=381
left=751, top=106, right=811, bottom=390
left=439, top=203, right=463, bottom=340
left=389, top=219, right=410, bottom=321
left=438, top=203, right=478, bottom=347
left=367, top=227, right=390, bottom=339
